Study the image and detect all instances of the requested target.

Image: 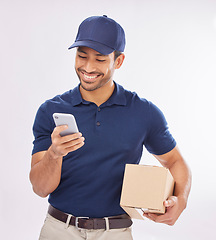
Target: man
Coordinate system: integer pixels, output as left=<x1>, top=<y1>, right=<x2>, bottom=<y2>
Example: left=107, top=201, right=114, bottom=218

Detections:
left=30, top=15, right=191, bottom=240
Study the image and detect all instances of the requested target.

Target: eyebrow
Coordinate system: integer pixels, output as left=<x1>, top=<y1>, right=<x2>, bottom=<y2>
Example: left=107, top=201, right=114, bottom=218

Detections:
left=77, top=49, right=87, bottom=54
left=95, top=53, right=106, bottom=57
left=77, top=48, right=107, bottom=57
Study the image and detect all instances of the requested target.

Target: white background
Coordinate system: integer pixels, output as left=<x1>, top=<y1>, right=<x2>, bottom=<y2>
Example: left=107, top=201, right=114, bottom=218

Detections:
left=0, top=0, right=216, bottom=239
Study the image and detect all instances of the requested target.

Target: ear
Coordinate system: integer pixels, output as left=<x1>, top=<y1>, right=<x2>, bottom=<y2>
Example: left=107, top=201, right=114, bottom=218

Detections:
left=114, top=54, right=125, bottom=69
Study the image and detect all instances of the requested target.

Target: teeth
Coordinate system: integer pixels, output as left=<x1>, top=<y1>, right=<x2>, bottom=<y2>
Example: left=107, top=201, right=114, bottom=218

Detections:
left=84, top=74, right=98, bottom=79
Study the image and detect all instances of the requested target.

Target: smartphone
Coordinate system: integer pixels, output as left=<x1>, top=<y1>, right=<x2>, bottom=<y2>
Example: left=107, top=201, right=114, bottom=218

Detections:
left=53, top=113, right=79, bottom=137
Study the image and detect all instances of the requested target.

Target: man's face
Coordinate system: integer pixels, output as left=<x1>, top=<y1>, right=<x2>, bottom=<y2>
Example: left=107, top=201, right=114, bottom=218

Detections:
left=75, top=47, right=116, bottom=92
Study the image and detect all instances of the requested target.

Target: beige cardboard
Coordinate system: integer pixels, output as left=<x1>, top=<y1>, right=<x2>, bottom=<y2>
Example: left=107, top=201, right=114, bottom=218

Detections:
left=120, top=164, right=174, bottom=219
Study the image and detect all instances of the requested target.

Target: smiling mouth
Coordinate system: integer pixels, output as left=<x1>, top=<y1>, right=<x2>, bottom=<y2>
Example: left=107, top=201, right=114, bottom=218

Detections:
left=83, top=73, right=99, bottom=80
left=79, top=69, right=103, bottom=82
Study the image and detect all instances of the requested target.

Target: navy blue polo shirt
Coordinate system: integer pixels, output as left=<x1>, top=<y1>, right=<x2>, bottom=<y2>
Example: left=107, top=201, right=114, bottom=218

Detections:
left=32, top=82, right=176, bottom=218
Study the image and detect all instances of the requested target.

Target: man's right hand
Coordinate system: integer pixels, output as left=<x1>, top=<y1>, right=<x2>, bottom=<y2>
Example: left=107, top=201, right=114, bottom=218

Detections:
left=29, top=125, right=85, bottom=197
left=50, top=125, right=85, bottom=158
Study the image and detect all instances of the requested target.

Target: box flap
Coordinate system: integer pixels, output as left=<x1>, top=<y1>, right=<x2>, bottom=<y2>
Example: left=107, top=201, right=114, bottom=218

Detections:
left=121, top=206, right=146, bottom=220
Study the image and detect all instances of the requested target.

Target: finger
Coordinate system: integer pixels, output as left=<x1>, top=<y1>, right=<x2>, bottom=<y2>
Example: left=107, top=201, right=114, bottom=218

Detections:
left=65, top=141, right=85, bottom=153
left=143, top=213, right=150, bottom=219
left=142, top=213, right=152, bottom=221
left=143, top=213, right=158, bottom=222
left=53, top=125, right=68, bottom=136
left=63, top=137, right=85, bottom=148
left=53, top=137, right=85, bottom=156
left=60, top=132, right=83, bottom=143
left=164, top=196, right=177, bottom=208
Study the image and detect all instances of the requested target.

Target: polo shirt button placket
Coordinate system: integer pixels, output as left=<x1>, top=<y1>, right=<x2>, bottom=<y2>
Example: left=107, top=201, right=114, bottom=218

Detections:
left=96, top=107, right=101, bottom=127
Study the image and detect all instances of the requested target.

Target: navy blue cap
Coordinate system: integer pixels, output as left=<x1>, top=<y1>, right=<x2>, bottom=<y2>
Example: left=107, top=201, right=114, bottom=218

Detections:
left=68, top=15, right=125, bottom=55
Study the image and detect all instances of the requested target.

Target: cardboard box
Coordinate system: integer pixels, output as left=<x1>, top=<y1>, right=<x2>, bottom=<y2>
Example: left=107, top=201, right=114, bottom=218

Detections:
left=120, top=164, right=174, bottom=220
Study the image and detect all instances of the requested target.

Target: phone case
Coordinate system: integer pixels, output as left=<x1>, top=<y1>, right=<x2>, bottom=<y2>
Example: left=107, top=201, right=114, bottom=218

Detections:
left=53, top=113, right=79, bottom=136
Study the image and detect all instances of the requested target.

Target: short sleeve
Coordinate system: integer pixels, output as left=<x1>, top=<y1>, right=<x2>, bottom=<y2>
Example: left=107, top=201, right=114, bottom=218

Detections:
left=144, top=102, right=176, bottom=155
left=32, top=104, right=54, bottom=155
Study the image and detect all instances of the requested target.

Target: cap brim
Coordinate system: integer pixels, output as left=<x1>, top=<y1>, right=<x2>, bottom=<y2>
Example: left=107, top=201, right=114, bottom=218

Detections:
left=68, top=40, right=114, bottom=55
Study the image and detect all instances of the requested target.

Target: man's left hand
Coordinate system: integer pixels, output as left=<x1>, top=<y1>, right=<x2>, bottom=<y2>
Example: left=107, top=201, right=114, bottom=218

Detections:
left=143, top=196, right=186, bottom=226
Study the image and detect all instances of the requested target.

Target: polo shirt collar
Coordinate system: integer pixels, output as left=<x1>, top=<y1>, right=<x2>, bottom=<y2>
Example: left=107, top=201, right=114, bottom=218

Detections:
left=104, top=82, right=126, bottom=107
left=70, top=85, right=88, bottom=106
left=71, top=82, right=126, bottom=107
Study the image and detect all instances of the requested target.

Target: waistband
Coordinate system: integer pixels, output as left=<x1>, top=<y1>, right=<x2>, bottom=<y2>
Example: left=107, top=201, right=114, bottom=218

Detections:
left=48, top=205, right=133, bottom=230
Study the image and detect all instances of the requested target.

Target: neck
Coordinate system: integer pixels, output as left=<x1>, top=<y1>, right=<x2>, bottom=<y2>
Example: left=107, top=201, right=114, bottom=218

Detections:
left=80, top=80, right=115, bottom=106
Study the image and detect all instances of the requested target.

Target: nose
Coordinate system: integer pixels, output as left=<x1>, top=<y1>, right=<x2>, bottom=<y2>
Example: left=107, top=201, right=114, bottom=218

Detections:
left=83, top=59, right=97, bottom=73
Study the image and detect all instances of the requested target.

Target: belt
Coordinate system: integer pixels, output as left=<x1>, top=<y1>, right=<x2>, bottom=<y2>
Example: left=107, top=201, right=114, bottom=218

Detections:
left=48, top=205, right=132, bottom=230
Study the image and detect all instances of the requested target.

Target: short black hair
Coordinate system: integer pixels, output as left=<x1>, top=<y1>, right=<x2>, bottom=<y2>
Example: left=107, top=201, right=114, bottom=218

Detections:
left=114, top=51, right=123, bottom=61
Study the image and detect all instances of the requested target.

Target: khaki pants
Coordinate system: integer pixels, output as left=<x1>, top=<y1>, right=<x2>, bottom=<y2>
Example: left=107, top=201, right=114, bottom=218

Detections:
left=39, top=214, right=133, bottom=240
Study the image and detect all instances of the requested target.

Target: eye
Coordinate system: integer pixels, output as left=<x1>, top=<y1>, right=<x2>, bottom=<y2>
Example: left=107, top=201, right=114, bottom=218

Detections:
left=96, top=59, right=106, bottom=62
left=78, top=55, right=87, bottom=59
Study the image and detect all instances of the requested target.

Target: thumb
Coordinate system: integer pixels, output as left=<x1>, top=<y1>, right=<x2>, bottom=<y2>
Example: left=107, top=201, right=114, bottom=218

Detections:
left=52, top=125, right=68, bottom=138
left=164, top=196, right=177, bottom=208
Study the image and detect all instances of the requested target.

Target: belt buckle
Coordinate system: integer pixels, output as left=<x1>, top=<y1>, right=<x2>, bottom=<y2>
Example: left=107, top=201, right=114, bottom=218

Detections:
left=75, top=216, right=89, bottom=229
